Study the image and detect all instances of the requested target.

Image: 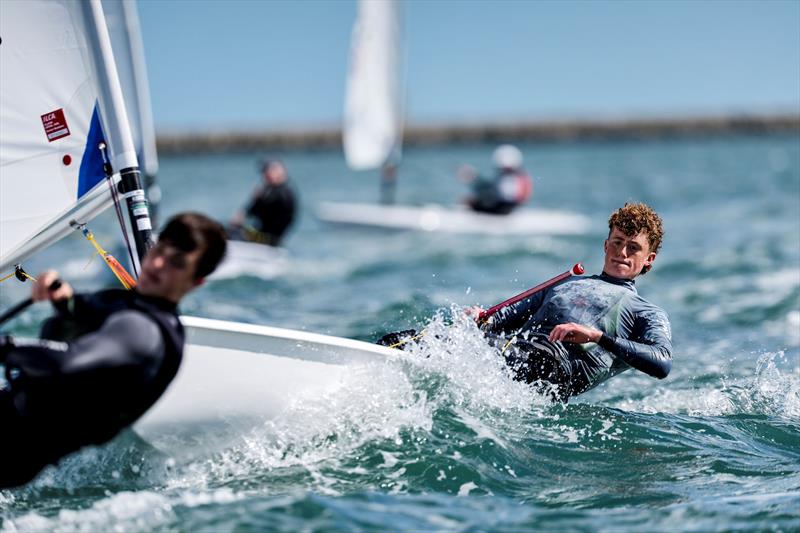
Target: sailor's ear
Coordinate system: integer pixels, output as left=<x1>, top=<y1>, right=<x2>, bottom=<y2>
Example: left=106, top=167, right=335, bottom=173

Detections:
left=192, top=277, right=205, bottom=289
left=644, top=252, right=656, bottom=268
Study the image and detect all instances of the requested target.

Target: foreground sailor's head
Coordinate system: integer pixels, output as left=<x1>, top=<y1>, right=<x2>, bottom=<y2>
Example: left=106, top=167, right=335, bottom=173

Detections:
left=603, top=203, right=664, bottom=280
left=136, top=212, right=227, bottom=303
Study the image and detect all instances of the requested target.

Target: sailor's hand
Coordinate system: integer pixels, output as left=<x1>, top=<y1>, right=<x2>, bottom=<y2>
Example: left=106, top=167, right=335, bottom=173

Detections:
left=464, top=305, right=484, bottom=319
left=31, top=270, right=72, bottom=302
left=549, top=323, right=602, bottom=344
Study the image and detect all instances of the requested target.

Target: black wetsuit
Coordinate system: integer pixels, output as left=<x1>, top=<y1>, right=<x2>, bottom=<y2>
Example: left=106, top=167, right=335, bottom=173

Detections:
left=469, top=169, right=530, bottom=215
left=484, top=273, right=672, bottom=400
left=244, top=182, right=296, bottom=246
left=0, top=289, right=183, bottom=488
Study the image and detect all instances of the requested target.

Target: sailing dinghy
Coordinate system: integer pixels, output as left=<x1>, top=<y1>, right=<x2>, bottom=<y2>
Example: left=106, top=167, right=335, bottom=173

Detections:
left=317, top=202, right=591, bottom=235
left=318, top=0, right=590, bottom=236
left=0, top=0, right=396, bottom=458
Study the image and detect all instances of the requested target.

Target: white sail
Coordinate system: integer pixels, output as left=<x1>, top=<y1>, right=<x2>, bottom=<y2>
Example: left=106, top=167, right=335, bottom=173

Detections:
left=101, top=0, right=158, bottom=178
left=343, top=0, right=404, bottom=170
left=0, top=0, right=140, bottom=273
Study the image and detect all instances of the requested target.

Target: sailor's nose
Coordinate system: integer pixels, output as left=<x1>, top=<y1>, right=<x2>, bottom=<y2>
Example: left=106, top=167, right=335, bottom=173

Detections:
left=151, top=254, right=166, bottom=269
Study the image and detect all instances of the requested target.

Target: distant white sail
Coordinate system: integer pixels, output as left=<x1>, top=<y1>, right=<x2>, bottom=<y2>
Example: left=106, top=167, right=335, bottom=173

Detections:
left=0, top=0, right=140, bottom=273
left=343, top=0, right=404, bottom=171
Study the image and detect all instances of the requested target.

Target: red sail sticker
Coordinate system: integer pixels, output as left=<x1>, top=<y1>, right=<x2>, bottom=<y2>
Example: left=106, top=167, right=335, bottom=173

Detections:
left=41, top=108, right=70, bottom=142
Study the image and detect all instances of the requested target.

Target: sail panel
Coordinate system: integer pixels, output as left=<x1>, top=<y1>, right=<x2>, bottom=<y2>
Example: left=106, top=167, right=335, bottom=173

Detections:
left=1, top=0, right=154, bottom=274
left=343, top=0, right=404, bottom=171
left=0, top=0, right=117, bottom=272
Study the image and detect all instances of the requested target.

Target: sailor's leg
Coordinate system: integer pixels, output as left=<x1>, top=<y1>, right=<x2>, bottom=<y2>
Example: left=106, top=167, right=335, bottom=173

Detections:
left=500, top=334, right=574, bottom=401
left=0, top=390, right=46, bottom=488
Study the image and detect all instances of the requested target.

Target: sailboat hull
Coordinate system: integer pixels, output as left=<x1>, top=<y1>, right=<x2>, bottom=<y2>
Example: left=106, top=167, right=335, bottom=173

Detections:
left=133, top=316, right=397, bottom=454
left=208, top=240, right=289, bottom=280
left=316, top=202, right=591, bottom=235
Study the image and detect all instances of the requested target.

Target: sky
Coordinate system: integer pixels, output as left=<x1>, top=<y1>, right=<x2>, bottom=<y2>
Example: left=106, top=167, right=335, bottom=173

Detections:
left=137, top=0, right=800, bottom=133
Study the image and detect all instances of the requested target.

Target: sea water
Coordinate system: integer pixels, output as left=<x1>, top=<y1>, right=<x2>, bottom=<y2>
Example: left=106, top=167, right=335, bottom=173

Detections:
left=0, top=134, right=798, bottom=531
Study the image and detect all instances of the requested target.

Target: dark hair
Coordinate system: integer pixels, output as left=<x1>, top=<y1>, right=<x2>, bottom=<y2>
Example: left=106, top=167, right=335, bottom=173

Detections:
left=608, top=202, right=664, bottom=275
left=158, top=212, right=227, bottom=279
left=260, top=159, right=283, bottom=173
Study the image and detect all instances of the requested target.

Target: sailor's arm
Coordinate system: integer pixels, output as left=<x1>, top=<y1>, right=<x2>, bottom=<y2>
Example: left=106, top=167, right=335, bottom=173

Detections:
left=3, top=311, right=164, bottom=383
left=551, top=311, right=673, bottom=379
left=31, top=270, right=72, bottom=303
left=480, top=290, right=546, bottom=335
left=32, top=271, right=106, bottom=341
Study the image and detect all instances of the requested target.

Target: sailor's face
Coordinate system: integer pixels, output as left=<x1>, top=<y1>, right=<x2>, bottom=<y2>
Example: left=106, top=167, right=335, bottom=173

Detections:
left=264, top=162, right=286, bottom=185
left=137, top=241, right=203, bottom=302
left=603, top=227, right=656, bottom=279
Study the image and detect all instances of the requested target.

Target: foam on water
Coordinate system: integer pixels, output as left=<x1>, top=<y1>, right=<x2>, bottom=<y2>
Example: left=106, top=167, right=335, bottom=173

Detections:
left=600, top=351, right=799, bottom=418
left=1, top=488, right=242, bottom=533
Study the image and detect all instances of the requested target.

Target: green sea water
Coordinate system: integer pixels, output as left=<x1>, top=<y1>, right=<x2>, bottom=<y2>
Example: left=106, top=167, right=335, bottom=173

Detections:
left=1, top=134, right=798, bottom=531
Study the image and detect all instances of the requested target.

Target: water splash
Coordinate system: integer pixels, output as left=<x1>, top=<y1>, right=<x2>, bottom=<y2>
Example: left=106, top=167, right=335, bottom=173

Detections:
left=1, top=488, right=241, bottom=533
left=605, top=351, right=800, bottom=418
left=725, top=351, right=800, bottom=418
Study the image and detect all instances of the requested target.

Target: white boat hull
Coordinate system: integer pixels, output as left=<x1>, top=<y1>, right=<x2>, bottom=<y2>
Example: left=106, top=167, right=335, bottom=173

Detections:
left=133, top=316, right=397, bottom=454
left=316, top=202, right=590, bottom=235
left=208, top=239, right=289, bottom=280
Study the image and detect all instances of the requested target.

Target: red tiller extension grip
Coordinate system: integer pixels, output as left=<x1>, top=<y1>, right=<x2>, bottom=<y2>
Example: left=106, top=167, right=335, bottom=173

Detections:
left=477, top=263, right=585, bottom=323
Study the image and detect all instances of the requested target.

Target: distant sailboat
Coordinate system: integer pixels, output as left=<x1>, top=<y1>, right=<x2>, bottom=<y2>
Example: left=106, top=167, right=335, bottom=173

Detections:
left=1, top=0, right=395, bottom=461
left=319, top=0, right=590, bottom=236
left=343, top=0, right=404, bottom=204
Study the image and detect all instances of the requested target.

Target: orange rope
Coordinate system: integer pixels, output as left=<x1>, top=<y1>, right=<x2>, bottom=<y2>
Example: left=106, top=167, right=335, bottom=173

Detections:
left=78, top=225, right=137, bottom=289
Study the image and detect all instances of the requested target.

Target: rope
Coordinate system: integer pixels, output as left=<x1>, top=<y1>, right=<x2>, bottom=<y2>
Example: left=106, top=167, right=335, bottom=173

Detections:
left=76, top=224, right=137, bottom=289
left=0, top=266, right=36, bottom=284
left=100, top=142, right=139, bottom=278
left=386, top=329, right=427, bottom=349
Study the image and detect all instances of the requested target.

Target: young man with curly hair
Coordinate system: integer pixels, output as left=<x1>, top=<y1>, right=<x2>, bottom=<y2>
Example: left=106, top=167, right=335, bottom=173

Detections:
left=481, top=202, right=672, bottom=400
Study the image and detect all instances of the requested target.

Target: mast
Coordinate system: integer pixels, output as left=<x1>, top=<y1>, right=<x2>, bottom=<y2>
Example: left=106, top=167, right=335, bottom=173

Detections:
left=103, top=0, right=161, bottom=228
left=80, top=0, right=154, bottom=262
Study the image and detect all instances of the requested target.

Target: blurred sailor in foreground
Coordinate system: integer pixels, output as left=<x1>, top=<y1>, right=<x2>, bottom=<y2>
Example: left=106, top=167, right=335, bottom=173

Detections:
left=0, top=212, right=227, bottom=488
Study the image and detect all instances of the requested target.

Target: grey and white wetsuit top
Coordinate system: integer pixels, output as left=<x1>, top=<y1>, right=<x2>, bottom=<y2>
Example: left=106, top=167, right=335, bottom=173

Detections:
left=484, top=273, right=672, bottom=396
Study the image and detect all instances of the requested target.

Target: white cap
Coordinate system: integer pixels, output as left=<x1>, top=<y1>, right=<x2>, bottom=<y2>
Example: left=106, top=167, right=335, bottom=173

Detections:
left=492, top=144, right=523, bottom=169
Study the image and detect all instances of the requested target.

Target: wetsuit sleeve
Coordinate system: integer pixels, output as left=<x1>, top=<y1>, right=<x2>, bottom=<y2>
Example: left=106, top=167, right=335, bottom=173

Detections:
left=597, top=307, right=672, bottom=379
left=482, top=289, right=546, bottom=335
left=40, top=293, right=100, bottom=341
left=244, top=185, right=266, bottom=216
left=5, top=310, right=165, bottom=383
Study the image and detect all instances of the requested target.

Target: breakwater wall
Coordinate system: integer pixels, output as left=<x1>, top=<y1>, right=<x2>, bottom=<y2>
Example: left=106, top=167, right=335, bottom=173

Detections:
left=156, top=113, right=800, bottom=154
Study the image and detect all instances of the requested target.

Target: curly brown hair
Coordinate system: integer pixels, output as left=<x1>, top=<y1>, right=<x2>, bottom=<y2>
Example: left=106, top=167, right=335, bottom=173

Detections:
left=608, top=203, right=664, bottom=274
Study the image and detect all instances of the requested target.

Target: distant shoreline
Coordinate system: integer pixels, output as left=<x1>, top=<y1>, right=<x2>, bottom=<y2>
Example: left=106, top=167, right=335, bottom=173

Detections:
left=156, top=113, right=800, bottom=154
